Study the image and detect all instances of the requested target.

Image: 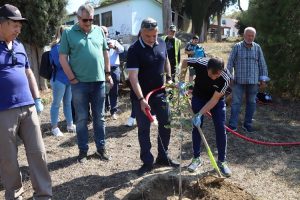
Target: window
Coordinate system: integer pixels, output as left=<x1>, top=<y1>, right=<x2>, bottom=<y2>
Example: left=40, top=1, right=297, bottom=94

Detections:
left=101, top=11, right=112, bottom=27
left=222, top=19, right=226, bottom=25
left=94, top=14, right=100, bottom=26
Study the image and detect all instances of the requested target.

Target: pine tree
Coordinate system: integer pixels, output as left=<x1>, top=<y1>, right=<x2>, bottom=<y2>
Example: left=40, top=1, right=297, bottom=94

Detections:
left=0, top=0, right=68, bottom=90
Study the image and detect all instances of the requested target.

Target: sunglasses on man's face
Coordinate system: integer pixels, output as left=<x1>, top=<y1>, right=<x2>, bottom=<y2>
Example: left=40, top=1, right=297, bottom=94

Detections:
left=80, top=18, right=94, bottom=23
left=142, top=21, right=158, bottom=29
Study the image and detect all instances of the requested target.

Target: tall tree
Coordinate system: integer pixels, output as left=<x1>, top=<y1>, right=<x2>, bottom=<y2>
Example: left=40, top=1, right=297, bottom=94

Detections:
left=162, top=0, right=172, bottom=34
left=0, top=0, right=67, bottom=90
left=171, top=0, right=185, bottom=28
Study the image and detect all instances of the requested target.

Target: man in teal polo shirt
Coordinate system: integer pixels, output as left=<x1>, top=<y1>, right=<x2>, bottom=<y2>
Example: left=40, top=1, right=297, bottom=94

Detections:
left=59, top=3, right=113, bottom=163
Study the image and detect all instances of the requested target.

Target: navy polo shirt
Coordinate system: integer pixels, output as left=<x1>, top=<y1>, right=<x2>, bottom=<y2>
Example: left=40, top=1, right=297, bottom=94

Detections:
left=0, top=40, right=34, bottom=111
left=127, top=37, right=167, bottom=99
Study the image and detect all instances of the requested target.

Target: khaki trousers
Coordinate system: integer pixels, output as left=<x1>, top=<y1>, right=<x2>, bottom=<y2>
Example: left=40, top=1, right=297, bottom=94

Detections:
left=0, top=105, right=52, bottom=200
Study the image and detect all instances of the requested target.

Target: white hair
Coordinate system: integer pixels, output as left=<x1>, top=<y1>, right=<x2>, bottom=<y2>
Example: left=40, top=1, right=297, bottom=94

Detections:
left=244, top=27, right=256, bottom=35
left=77, top=3, right=94, bottom=17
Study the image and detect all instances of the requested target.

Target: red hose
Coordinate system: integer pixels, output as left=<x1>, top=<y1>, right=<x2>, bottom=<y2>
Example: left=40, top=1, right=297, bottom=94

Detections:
left=145, top=86, right=166, bottom=122
left=144, top=86, right=300, bottom=146
left=206, top=113, right=300, bottom=146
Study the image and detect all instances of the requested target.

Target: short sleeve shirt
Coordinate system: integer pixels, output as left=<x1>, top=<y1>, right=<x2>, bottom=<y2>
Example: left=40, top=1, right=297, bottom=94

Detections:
left=188, top=58, right=231, bottom=100
left=126, top=37, right=167, bottom=99
left=0, top=40, right=34, bottom=111
left=59, top=24, right=108, bottom=82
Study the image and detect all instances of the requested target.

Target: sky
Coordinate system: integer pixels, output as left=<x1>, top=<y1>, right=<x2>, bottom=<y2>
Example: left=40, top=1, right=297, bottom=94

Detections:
left=66, top=0, right=249, bottom=14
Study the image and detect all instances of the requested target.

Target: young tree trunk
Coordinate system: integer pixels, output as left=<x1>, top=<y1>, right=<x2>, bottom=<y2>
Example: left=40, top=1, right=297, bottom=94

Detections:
left=162, top=0, right=172, bottom=34
left=24, top=43, right=48, bottom=90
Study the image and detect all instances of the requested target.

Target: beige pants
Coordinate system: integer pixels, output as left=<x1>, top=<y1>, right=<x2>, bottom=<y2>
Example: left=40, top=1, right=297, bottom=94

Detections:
left=0, top=105, right=52, bottom=200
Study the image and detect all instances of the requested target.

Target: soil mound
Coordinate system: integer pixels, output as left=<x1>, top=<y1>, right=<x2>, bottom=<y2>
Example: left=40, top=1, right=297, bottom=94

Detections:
left=122, top=173, right=255, bottom=200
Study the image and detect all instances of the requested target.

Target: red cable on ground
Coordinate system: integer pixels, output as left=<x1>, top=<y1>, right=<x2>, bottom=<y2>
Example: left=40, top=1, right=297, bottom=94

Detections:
left=145, top=86, right=300, bottom=146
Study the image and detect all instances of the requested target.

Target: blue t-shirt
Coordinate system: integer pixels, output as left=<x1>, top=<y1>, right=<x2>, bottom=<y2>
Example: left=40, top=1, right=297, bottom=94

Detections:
left=0, top=40, right=34, bottom=111
left=126, top=37, right=167, bottom=99
left=49, top=43, right=69, bottom=84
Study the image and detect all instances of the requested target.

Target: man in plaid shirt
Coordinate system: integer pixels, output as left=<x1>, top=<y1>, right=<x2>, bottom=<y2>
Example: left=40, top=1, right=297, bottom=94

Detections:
left=227, top=27, right=269, bottom=132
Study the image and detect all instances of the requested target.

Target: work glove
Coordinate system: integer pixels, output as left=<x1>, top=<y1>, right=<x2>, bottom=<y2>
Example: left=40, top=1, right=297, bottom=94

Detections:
left=192, top=112, right=202, bottom=127
left=178, top=81, right=186, bottom=96
left=34, top=98, right=44, bottom=114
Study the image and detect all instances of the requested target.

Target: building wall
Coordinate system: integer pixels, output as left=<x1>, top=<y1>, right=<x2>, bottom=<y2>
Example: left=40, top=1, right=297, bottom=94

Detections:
left=64, top=0, right=163, bottom=44
left=130, top=0, right=163, bottom=35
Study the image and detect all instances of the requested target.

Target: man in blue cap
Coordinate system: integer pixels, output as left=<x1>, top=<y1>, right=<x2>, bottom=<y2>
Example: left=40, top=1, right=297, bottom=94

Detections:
left=0, top=4, right=52, bottom=200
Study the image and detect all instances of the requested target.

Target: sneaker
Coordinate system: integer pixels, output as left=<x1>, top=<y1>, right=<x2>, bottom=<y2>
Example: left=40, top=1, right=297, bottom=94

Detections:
left=152, top=115, right=158, bottom=125
left=187, top=157, right=202, bottom=172
left=52, top=127, right=64, bottom=137
left=242, top=125, right=255, bottom=133
left=126, top=117, right=136, bottom=127
left=67, top=124, right=76, bottom=133
left=217, top=161, right=232, bottom=177
left=96, top=149, right=111, bottom=161
left=155, top=157, right=180, bottom=167
left=227, top=125, right=237, bottom=132
left=77, top=151, right=87, bottom=163
left=111, top=113, right=118, bottom=120
left=136, top=164, right=153, bottom=176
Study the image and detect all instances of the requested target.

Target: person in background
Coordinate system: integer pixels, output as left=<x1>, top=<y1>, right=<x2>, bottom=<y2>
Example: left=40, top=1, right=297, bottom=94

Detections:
left=127, top=18, right=179, bottom=176
left=0, top=4, right=52, bottom=199
left=101, top=26, right=124, bottom=120
left=49, top=25, right=76, bottom=136
left=59, top=4, right=113, bottom=163
left=179, top=57, right=232, bottom=177
left=185, top=35, right=206, bottom=89
left=227, top=27, right=269, bottom=133
left=161, top=24, right=181, bottom=82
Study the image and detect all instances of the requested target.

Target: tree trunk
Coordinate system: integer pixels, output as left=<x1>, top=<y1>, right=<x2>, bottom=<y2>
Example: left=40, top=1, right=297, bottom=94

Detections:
left=199, top=19, right=208, bottom=43
left=162, top=0, right=172, bottom=34
left=24, top=43, right=48, bottom=90
left=174, top=11, right=179, bottom=28
left=217, top=12, right=222, bottom=42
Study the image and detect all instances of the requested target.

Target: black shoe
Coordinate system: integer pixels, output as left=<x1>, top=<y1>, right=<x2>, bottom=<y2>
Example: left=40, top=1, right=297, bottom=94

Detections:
left=77, top=151, right=87, bottom=163
left=96, top=149, right=111, bottom=161
left=242, top=125, right=255, bottom=133
left=136, top=164, right=153, bottom=176
left=155, top=157, right=180, bottom=168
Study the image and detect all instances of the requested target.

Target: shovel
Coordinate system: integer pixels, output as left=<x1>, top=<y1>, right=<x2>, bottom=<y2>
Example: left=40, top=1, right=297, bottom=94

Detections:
left=196, top=124, right=225, bottom=182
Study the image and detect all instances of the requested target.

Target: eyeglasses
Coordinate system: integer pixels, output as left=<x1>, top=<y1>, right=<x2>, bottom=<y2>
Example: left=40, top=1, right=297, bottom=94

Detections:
left=141, top=21, right=158, bottom=29
left=80, top=18, right=94, bottom=23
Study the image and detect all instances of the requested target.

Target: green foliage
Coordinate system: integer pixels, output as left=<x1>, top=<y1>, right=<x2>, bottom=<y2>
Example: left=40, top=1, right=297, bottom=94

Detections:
left=237, top=0, right=300, bottom=98
left=0, top=0, right=68, bottom=47
left=165, top=83, right=194, bottom=132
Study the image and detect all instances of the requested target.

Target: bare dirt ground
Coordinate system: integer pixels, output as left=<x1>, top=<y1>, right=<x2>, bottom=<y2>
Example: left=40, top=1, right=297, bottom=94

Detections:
left=1, top=42, right=299, bottom=200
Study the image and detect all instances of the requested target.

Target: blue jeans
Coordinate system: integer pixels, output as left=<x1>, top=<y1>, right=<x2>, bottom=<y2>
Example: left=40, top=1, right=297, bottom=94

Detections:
left=229, top=84, right=258, bottom=129
left=50, top=79, right=73, bottom=126
left=191, top=96, right=227, bottom=162
left=133, top=94, right=171, bottom=165
left=105, top=66, right=120, bottom=115
left=71, top=82, right=106, bottom=153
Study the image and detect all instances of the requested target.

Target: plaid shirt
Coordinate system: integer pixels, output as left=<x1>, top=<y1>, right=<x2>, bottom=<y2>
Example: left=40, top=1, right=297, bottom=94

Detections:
left=227, top=41, right=268, bottom=84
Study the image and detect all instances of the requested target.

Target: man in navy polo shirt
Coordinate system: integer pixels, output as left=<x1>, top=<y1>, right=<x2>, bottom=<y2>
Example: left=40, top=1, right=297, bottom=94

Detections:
left=0, top=4, right=52, bottom=200
left=127, top=18, right=179, bottom=176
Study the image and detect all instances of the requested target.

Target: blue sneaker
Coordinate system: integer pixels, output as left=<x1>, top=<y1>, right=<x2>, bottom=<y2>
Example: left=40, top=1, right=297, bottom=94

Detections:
left=217, top=161, right=232, bottom=177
